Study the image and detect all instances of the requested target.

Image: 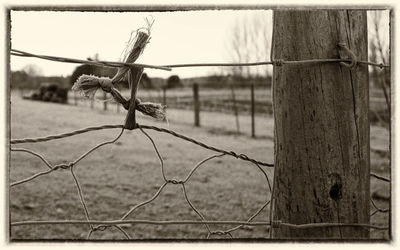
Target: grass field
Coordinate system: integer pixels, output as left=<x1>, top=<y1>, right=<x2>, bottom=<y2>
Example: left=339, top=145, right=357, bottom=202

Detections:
left=9, top=90, right=390, bottom=240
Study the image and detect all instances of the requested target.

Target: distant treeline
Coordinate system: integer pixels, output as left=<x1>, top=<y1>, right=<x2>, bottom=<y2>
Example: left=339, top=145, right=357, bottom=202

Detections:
left=11, top=73, right=273, bottom=91
left=182, top=75, right=272, bottom=88
left=10, top=70, right=71, bottom=90
left=11, top=62, right=274, bottom=90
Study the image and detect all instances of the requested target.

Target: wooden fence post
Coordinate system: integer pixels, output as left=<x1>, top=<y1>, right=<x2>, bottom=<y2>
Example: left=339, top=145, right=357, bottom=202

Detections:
left=90, top=99, right=94, bottom=109
left=103, top=92, right=107, bottom=111
left=271, top=10, right=370, bottom=239
left=231, top=84, right=240, bottom=133
left=74, top=92, right=77, bottom=106
left=163, top=86, right=167, bottom=106
left=251, top=84, right=255, bottom=138
left=193, top=83, right=200, bottom=127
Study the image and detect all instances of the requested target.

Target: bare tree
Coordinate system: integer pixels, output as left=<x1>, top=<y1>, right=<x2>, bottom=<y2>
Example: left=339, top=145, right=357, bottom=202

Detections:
left=226, top=12, right=272, bottom=79
left=369, top=11, right=389, bottom=65
left=22, top=64, right=43, bottom=77
left=21, top=64, right=43, bottom=88
left=229, top=19, right=246, bottom=78
left=368, top=11, right=390, bottom=118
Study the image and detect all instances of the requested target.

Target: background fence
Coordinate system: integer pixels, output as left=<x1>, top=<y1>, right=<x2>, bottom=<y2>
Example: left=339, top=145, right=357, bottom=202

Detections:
left=61, top=84, right=272, bottom=137
left=18, top=82, right=388, bottom=139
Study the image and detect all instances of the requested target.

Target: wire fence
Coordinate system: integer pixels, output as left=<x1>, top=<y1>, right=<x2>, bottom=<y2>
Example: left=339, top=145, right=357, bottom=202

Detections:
left=9, top=123, right=390, bottom=239
left=9, top=26, right=391, bottom=240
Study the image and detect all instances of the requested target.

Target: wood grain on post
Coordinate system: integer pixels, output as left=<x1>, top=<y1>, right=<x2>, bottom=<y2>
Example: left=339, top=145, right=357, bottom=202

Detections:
left=271, top=10, right=370, bottom=239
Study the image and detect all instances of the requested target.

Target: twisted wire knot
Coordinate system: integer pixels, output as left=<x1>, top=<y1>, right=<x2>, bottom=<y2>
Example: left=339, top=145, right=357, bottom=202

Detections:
left=273, top=59, right=284, bottom=67
left=210, top=231, right=228, bottom=236
left=93, top=225, right=108, bottom=232
left=98, top=77, right=113, bottom=92
left=53, top=162, right=74, bottom=170
left=167, top=179, right=184, bottom=185
left=272, top=220, right=282, bottom=228
left=229, top=151, right=238, bottom=158
left=208, top=231, right=233, bottom=238
left=337, top=43, right=358, bottom=69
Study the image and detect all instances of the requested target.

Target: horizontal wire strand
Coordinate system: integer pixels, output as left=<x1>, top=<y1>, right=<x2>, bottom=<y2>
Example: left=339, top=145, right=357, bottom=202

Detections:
left=10, top=125, right=124, bottom=144
left=370, top=172, right=390, bottom=182
left=10, top=123, right=274, bottom=167
left=11, top=49, right=171, bottom=71
left=11, top=49, right=390, bottom=70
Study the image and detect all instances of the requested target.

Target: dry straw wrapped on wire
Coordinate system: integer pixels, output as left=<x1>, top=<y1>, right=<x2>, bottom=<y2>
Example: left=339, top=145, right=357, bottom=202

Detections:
left=72, top=18, right=166, bottom=121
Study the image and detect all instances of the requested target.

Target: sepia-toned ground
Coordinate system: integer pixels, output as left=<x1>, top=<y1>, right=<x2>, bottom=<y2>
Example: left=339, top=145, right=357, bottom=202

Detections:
left=9, top=90, right=390, bottom=240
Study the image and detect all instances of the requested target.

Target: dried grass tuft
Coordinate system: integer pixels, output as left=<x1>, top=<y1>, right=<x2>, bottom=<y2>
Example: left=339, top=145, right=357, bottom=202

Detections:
left=71, top=18, right=165, bottom=122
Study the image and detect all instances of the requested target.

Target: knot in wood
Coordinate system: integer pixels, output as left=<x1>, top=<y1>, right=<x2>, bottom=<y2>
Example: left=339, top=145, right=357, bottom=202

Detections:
left=328, top=173, right=343, bottom=201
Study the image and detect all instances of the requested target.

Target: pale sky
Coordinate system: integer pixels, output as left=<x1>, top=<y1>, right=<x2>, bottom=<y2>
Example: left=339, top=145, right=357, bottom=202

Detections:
left=9, top=9, right=389, bottom=78
left=10, top=10, right=272, bottom=78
